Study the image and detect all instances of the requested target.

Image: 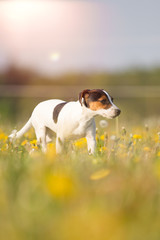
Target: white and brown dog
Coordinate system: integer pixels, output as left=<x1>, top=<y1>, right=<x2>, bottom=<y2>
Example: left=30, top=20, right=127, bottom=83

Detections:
left=9, top=89, right=121, bottom=154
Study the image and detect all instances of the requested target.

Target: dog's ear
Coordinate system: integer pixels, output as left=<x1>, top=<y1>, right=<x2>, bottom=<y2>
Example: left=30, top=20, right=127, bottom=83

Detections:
left=79, top=89, right=90, bottom=106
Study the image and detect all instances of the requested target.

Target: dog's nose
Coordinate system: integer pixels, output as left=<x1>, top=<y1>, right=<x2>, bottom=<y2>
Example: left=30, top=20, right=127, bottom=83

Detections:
left=115, top=109, right=121, bottom=116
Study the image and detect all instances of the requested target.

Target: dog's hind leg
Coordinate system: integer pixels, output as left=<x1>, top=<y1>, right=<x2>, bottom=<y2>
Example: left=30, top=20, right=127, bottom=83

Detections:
left=35, top=126, right=47, bottom=153
left=56, top=136, right=64, bottom=154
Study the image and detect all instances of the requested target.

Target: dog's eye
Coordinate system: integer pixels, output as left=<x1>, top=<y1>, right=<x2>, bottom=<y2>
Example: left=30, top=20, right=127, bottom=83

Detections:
left=100, top=99, right=107, bottom=104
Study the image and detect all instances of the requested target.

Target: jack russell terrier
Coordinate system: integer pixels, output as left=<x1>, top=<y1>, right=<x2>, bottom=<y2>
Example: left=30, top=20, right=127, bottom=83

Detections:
left=9, top=89, right=121, bottom=154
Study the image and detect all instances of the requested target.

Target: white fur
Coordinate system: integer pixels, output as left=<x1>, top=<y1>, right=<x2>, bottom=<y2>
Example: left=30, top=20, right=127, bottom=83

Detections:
left=9, top=91, right=120, bottom=154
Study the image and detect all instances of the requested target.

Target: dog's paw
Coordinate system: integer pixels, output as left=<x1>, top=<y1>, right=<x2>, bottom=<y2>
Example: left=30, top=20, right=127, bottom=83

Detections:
left=8, top=130, right=17, bottom=142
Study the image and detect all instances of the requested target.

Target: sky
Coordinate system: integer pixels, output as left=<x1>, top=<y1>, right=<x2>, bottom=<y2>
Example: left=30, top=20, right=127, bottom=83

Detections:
left=0, top=0, right=160, bottom=75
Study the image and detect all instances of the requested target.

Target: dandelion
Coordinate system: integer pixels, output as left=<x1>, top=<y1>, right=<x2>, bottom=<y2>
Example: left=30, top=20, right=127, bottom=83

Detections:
left=110, top=135, right=116, bottom=141
left=90, top=169, right=110, bottom=180
left=133, top=134, right=142, bottom=139
left=100, top=135, right=105, bottom=141
left=130, top=133, right=133, bottom=138
left=145, top=124, right=149, bottom=132
left=99, top=120, right=108, bottom=128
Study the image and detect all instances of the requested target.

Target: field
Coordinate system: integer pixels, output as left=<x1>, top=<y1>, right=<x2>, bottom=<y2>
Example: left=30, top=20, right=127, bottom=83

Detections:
left=0, top=117, right=160, bottom=240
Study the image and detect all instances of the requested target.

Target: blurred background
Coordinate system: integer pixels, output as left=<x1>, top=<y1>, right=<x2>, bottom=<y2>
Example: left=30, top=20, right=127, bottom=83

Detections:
left=0, top=0, right=160, bottom=127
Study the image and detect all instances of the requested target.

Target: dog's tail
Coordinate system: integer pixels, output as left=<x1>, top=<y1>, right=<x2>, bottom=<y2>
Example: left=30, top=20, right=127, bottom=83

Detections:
left=9, top=118, right=32, bottom=140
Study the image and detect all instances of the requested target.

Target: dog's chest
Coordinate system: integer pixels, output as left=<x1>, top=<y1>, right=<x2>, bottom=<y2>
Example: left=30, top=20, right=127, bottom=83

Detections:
left=58, top=118, right=94, bottom=140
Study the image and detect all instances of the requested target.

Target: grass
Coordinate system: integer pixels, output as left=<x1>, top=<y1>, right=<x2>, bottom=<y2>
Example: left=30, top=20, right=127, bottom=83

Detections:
left=0, top=118, right=160, bottom=240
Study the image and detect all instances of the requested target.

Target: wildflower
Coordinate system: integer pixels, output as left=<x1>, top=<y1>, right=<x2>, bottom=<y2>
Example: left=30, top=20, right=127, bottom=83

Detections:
left=99, top=146, right=107, bottom=152
left=90, top=169, right=110, bottom=180
left=74, top=138, right=87, bottom=149
left=100, top=135, right=105, bottom=141
left=21, top=140, right=28, bottom=146
left=30, top=139, right=37, bottom=145
left=130, top=133, right=133, bottom=138
left=0, top=143, right=8, bottom=152
left=30, top=139, right=38, bottom=150
left=143, top=147, right=151, bottom=152
left=99, top=120, right=108, bottom=128
left=0, top=131, right=8, bottom=143
left=121, top=126, right=126, bottom=136
left=133, top=134, right=142, bottom=139
left=145, top=124, right=149, bottom=132
left=45, top=143, right=56, bottom=161
left=46, top=172, right=75, bottom=199
left=157, top=151, right=160, bottom=157
left=110, top=135, right=116, bottom=141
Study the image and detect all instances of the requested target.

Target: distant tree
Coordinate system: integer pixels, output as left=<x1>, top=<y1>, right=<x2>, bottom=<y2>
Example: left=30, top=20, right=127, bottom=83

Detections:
left=4, top=65, right=34, bottom=85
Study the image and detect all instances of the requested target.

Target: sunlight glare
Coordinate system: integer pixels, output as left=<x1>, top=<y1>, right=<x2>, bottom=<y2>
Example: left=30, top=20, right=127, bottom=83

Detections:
left=50, top=53, right=61, bottom=62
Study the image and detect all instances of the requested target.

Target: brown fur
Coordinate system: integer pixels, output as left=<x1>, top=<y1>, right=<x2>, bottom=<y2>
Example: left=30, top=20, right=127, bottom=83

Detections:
left=53, top=102, right=68, bottom=123
left=79, top=89, right=113, bottom=111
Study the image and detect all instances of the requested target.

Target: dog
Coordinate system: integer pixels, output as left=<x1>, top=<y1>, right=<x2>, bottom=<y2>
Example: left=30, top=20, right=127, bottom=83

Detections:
left=9, top=89, right=121, bottom=154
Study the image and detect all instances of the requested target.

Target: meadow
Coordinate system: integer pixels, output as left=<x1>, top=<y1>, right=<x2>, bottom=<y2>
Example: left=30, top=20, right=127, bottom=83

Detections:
left=0, top=115, right=160, bottom=240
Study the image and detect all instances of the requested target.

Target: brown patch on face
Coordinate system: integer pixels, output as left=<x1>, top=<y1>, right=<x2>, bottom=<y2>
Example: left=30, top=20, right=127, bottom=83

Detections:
left=85, top=89, right=113, bottom=111
left=79, top=89, right=113, bottom=110
left=89, top=99, right=112, bottom=111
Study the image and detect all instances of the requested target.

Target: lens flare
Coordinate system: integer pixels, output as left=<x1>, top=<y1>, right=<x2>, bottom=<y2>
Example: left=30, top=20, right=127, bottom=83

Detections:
left=50, top=53, right=60, bottom=62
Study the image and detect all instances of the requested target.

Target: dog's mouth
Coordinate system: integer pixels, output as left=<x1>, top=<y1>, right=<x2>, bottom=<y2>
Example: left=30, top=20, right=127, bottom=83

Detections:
left=102, top=109, right=121, bottom=119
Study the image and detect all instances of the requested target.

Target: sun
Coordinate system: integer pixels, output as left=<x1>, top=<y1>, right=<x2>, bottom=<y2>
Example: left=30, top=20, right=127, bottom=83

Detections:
left=50, top=53, right=61, bottom=62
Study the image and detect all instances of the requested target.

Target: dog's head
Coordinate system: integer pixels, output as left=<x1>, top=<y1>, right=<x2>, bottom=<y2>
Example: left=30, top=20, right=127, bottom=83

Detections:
left=79, top=89, right=121, bottom=119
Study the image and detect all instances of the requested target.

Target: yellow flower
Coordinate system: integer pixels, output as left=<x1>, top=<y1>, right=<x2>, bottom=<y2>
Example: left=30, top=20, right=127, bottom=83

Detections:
left=46, top=143, right=56, bottom=161
left=100, top=135, right=105, bottom=141
left=46, top=172, right=75, bottom=199
left=90, top=169, right=110, bottom=180
left=133, top=134, right=142, bottom=139
left=21, top=140, right=28, bottom=146
left=74, top=138, right=87, bottom=149
left=99, top=146, right=107, bottom=152
left=0, top=143, right=8, bottom=152
left=30, top=139, right=37, bottom=145
left=0, top=132, right=8, bottom=143
left=157, top=152, right=160, bottom=157
left=30, top=139, right=38, bottom=150
left=143, top=147, right=151, bottom=152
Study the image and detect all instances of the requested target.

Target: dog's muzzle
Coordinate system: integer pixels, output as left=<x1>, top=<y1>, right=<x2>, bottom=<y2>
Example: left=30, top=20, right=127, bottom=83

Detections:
left=113, top=108, right=121, bottom=117
left=107, top=108, right=121, bottom=119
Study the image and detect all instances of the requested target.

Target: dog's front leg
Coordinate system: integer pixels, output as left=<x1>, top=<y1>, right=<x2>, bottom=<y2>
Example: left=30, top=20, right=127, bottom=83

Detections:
left=86, top=134, right=96, bottom=155
left=56, top=136, right=64, bottom=154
